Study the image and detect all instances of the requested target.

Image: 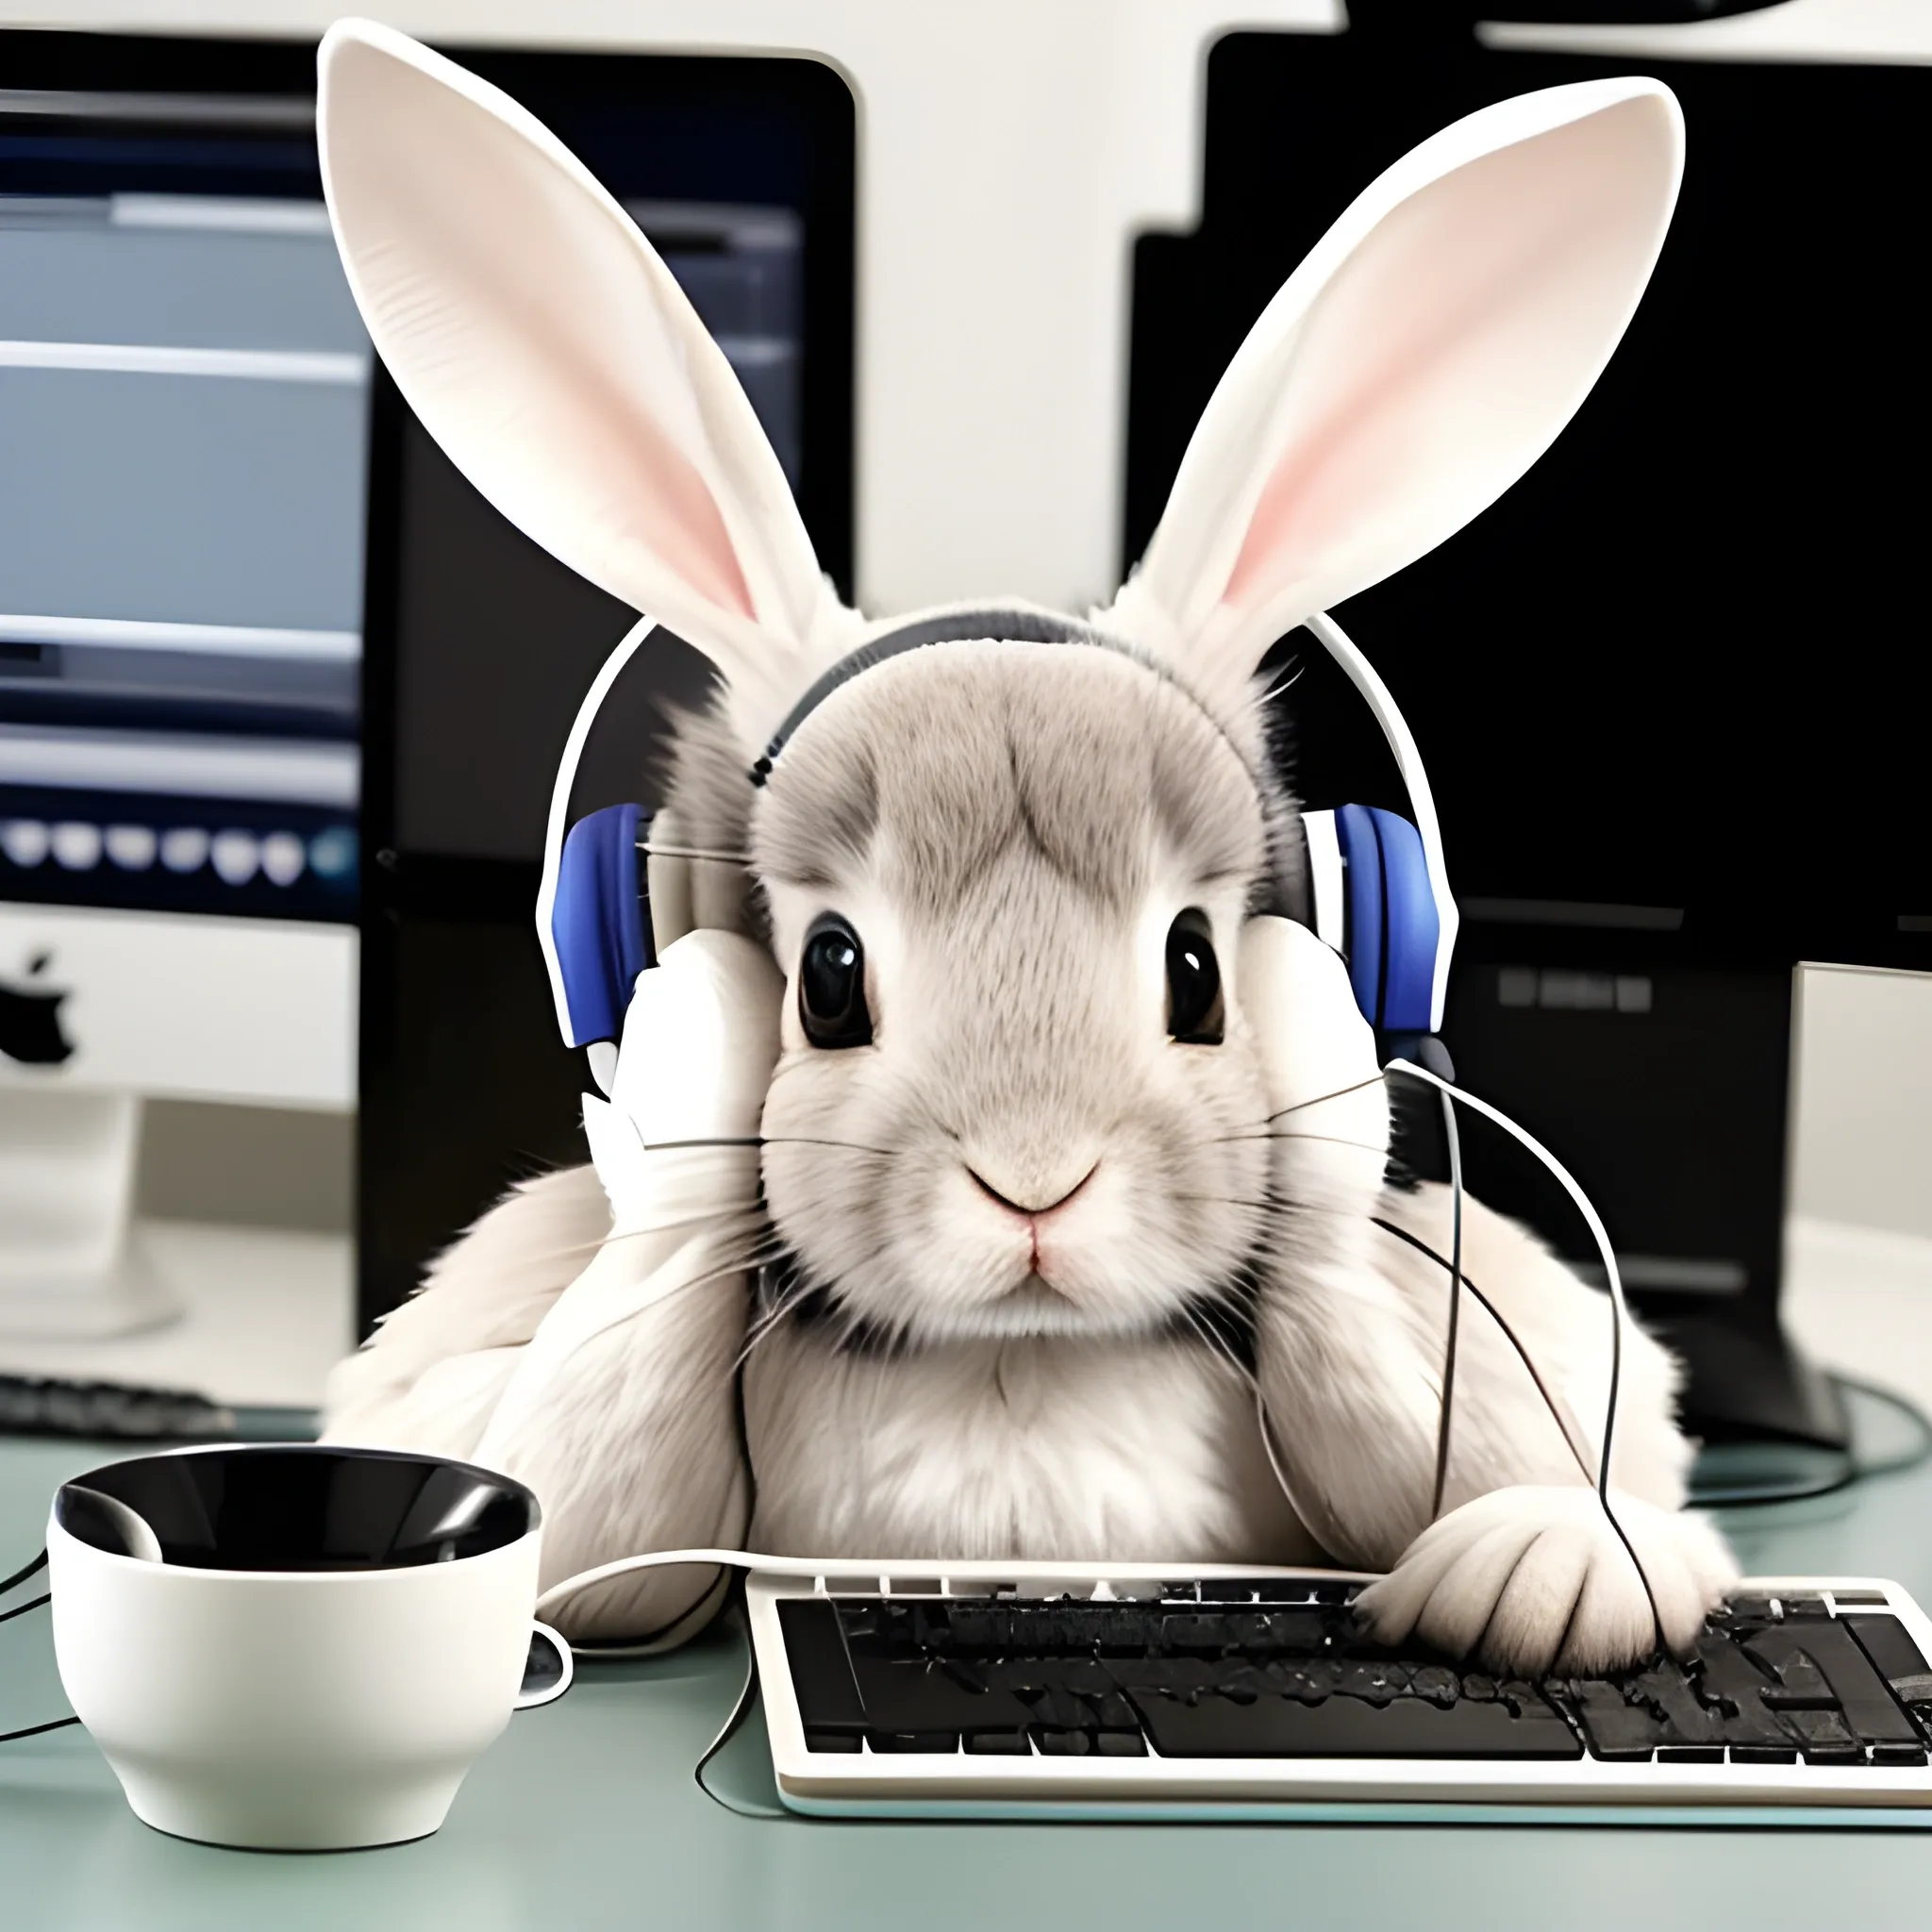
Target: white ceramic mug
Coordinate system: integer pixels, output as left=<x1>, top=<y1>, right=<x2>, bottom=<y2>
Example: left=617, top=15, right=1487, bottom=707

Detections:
left=47, top=1442, right=571, bottom=1851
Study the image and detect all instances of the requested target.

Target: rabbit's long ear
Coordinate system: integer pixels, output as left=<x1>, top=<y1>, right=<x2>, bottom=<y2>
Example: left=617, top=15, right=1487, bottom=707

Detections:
left=1106, top=79, right=1682, bottom=708
left=317, top=21, right=833, bottom=720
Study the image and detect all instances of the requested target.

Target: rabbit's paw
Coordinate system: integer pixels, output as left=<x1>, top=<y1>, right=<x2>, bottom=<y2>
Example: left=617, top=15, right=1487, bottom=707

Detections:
left=1353, top=1485, right=1738, bottom=1676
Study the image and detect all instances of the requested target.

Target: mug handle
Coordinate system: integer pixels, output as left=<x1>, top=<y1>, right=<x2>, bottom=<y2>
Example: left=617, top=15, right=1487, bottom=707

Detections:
left=516, top=1621, right=575, bottom=1709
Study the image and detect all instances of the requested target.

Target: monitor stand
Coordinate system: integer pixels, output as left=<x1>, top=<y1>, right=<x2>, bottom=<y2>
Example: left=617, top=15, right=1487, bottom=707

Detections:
left=1651, top=1305, right=1850, bottom=1452
left=0, top=1089, right=179, bottom=1339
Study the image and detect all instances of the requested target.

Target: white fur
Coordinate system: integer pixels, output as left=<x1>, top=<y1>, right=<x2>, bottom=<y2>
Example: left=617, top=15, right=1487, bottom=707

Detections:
left=324, top=1163, right=608, bottom=1459
left=316, top=31, right=1733, bottom=1668
left=745, top=1328, right=1313, bottom=1566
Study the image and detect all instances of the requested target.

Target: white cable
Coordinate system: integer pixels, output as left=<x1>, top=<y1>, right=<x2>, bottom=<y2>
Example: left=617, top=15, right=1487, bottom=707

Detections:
left=533, top=614, right=660, bottom=1041
left=639, top=842, right=752, bottom=865
left=1386, top=1059, right=1627, bottom=1493
left=1385, top=1058, right=1664, bottom=1644
left=1303, top=611, right=1459, bottom=1031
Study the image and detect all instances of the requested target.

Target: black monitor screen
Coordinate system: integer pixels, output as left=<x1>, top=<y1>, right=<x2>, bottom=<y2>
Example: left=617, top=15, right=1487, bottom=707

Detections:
left=1127, top=28, right=1932, bottom=970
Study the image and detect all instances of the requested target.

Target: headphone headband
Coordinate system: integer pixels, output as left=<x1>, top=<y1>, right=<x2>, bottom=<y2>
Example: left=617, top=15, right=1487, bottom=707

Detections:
left=750, top=608, right=1152, bottom=788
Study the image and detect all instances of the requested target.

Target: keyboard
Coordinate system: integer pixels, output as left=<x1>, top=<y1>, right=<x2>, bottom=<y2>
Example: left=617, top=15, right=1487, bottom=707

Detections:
left=0, top=1373, right=234, bottom=1441
left=747, top=1561, right=1932, bottom=1818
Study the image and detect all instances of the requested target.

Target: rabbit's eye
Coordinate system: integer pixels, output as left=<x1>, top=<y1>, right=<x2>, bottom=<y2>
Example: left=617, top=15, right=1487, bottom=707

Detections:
left=1165, top=908, right=1224, bottom=1045
left=799, top=913, right=873, bottom=1049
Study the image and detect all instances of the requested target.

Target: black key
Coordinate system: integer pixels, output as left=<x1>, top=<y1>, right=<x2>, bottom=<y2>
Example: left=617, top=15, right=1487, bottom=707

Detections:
left=804, top=1729, right=861, bottom=1754
left=1845, top=1615, right=1932, bottom=1710
left=1872, top=1742, right=1928, bottom=1766
left=1214, top=1664, right=1271, bottom=1706
left=1657, top=1746, right=1725, bottom=1764
left=869, top=1731, right=958, bottom=1754
left=1055, top=1658, right=1120, bottom=1698
left=1276, top=1658, right=1343, bottom=1704
left=838, top=1602, right=883, bottom=1640
left=1127, top=1689, right=1581, bottom=1759
left=1730, top=1745, right=1799, bottom=1764
left=1161, top=1613, right=1235, bottom=1655
left=1691, top=1635, right=1803, bottom=1753
left=1248, top=1609, right=1331, bottom=1651
left=964, top=1731, right=1030, bottom=1756
left=1194, top=1579, right=1263, bottom=1602
left=1096, top=1732, right=1148, bottom=1757
left=1333, top=1661, right=1409, bottom=1706
left=1782, top=1710, right=1862, bottom=1764
left=1104, top=1656, right=1223, bottom=1695
left=1034, top=1729, right=1092, bottom=1756
left=1743, top=1624, right=1920, bottom=1748
left=1832, top=1591, right=1890, bottom=1607
left=1565, top=1684, right=1660, bottom=1762
left=1410, top=1666, right=1459, bottom=1708
left=1012, top=1683, right=1090, bottom=1730
left=1091, top=1607, right=1166, bottom=1656
left=778, top=1599, right=867, bottom=1732
left=1621, top=1662, right=1724, bottom=1748
left=849, top=1657, right=1035, bottom=1734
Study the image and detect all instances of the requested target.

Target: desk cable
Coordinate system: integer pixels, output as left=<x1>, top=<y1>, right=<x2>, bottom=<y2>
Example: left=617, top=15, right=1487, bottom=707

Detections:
left=0, top=1548, right=78, bottom=1743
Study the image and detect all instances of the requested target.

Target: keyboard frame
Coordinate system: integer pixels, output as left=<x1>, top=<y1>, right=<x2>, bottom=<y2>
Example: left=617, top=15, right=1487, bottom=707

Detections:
left=746, top=1559, right=1932, bottom=1819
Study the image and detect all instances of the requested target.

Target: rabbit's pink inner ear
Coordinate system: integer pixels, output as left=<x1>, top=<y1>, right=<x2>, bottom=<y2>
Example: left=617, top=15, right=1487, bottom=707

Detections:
left=1212, top=92, right=1674, bottom=631
left=1219, top=292, right=1477, bottom=617
left=617, top=420, right=757, bottom=621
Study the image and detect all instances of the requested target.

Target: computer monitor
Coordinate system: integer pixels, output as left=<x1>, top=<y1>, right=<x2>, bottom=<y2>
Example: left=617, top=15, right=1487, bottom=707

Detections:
left=0, top=33, right=362, bottom=1337
left=1124, top=10, right=1932, bottom=1449
left=353, top=44, right=855, bottom=1335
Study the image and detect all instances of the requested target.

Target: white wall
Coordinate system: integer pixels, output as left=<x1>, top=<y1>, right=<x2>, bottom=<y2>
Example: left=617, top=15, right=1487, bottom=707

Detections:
left=1791, top=966, right=1932, bottom=1241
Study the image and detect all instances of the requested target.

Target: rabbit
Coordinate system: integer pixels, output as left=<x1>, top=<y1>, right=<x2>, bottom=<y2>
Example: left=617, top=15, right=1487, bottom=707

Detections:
left=315, top=21, right=1736, bottom=1672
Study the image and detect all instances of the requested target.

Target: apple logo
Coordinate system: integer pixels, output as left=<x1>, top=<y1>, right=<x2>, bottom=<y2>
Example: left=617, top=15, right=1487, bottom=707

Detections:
left=0, top=950, right=75, bottom=1067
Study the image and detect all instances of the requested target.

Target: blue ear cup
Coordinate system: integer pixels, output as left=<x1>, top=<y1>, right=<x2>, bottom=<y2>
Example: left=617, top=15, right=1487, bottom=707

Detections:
left=551, top=803, right=654, bottom=1048
left=1331, top=804, right=1441, bottom=1039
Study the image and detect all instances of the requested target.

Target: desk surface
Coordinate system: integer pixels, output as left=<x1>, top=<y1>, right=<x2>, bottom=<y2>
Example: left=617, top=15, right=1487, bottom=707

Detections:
left=6, top=1412, right=1932, bottom=1932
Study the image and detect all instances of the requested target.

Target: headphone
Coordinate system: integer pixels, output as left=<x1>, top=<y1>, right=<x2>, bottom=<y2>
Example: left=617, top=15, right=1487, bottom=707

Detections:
left=536, top=606, right=1460, bottom=1084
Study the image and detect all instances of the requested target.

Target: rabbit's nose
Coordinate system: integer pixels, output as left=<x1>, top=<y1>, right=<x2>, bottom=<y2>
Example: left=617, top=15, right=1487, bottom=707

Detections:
left=966, top=1161, right=1097, bottom=1219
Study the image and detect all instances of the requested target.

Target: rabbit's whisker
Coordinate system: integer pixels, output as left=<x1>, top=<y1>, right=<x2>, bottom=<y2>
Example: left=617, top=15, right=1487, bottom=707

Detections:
left=1172, top=1192, right=1285, bottom=1213
left=634, top=1137, right=762, bottom=1152
left=502, top=1206, right=775, bottom=1274
left=1174, top=1302, right=1257, bottom=1386
left=1261, top=1074, right=1388, bottom=1124
left=1215, top=1130, right=1390, bottom=1155
left=731, top=1269, right=825, bottom=1375
left=1256, top=658, right=1307, bottom=706
left=758, top=1135, right=902, bottom=1158
left=625, top=1132, right=900, bottom=1158
left=597, top=1208, right=769, bottom=1247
